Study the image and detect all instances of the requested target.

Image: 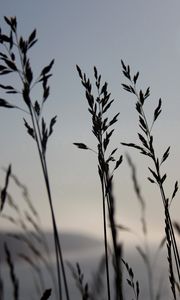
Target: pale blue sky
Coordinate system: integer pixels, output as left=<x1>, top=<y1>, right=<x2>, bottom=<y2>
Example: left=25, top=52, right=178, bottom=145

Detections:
left=0, top=1, right=180, bottom=242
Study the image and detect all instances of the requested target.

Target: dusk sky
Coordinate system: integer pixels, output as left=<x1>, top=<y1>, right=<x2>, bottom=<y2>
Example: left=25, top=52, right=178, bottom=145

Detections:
left=0, top=1, right=180, bottom=243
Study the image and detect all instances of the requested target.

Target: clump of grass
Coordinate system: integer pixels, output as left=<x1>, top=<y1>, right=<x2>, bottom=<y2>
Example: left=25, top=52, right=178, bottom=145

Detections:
left=0, top=15, right=180, bottom=300
left=0, top=173, right=57, bottom=299
left=0, top=16, right=69, bottom=300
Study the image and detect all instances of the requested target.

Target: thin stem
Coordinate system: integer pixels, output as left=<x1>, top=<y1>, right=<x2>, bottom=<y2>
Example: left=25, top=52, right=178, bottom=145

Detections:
left=28, top=105, right=63, bottom=300
left=100, top=176, right=111, bottom=300
left=104, top=172, right=123, bottom=300
left=32, top=108, right=70, bottom=300
left=98, top=92, right=122, bottom=300
left=42, top=157, right=70, bottom=300
left=35, top=110, right=70, bottom=300
left=97, top=100, right=111, bottom=300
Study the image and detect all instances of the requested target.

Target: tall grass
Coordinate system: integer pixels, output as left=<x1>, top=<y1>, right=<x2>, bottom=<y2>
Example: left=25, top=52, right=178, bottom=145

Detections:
left=0, top=16, right=69, bottom=300
left=0, top=16, right=180, bottom=300
left=120, top=60, right=180, bottom=298
left=74, top=65, right=123, bottom=300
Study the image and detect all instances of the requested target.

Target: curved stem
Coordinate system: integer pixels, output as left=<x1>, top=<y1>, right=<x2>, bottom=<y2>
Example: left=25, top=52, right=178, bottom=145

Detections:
left=42, top=156, right=70, bottom=300
left=28, top=105, right=63, bottom=300
left=32, top=108, right=70, bottom=300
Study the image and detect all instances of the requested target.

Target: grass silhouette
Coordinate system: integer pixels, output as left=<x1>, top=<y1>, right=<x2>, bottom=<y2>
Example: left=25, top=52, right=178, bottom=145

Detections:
left=0, top=16, right=179, bottom=300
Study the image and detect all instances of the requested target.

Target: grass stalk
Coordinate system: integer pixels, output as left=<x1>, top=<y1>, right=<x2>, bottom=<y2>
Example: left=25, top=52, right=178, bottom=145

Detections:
left=29, top=104, right=70, bottom=300
left=121, top=60, right=180, bottom=293
left=28, top=101, right=63, bottom=300
left=0, top=17, right=70, bottom=300
left=100, top=175, right=111, bottom=300
left=103, top=171, right=123, bottom=300
left=75, top=65, right=124, bottom=300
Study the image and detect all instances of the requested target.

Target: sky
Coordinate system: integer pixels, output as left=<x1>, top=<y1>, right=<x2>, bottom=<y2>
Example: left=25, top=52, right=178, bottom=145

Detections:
left=0, top=0, right=180, bottom=244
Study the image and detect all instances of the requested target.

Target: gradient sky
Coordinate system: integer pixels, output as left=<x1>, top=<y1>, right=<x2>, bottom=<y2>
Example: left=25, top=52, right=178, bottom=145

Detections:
left=0, top=1, right=180, bottom=243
